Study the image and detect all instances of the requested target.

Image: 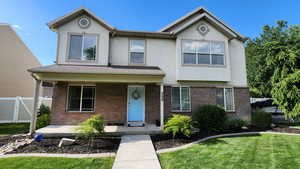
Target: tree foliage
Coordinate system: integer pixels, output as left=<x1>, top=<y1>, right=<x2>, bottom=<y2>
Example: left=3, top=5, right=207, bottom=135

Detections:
left=246, top=20, right=300, bottom=117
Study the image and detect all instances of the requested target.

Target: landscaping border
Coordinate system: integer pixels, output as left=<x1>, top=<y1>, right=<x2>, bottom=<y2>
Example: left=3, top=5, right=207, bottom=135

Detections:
left=156, top=131, right=300, bottom=153
left=0, top=152, right=115, bottom=158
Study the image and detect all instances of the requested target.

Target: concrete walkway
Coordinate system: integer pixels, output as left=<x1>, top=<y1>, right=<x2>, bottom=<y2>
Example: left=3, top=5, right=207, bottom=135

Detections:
left=112, top=135, right=161, bottom=169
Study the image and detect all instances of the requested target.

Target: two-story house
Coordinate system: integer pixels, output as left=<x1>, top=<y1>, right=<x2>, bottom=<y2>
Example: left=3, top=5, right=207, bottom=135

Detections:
left=28, top=7, right=251, bottom=129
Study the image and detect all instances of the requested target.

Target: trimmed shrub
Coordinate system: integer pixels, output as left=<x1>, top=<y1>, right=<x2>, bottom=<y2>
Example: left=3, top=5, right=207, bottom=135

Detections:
left=164, top=115, right=192, bottom=138
left=225, top=119, right=249, bottom=130
left=192, top=104, right=227, bottom=132
left=36, top=104, right=51, bottom=129
left=251, top=109, right=272, bottom=128
left=76, top=115, right=104, bottom=147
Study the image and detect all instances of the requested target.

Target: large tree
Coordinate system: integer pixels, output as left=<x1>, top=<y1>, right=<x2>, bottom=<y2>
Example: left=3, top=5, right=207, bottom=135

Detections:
left=246, top=21, right=300, bottom=118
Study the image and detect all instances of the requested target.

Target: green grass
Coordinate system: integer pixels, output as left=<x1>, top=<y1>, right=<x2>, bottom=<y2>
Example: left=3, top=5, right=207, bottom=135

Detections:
left=159, top=134, right=300, bottom=169
left=0, top=157, right=114, bottom=169
left=0, top=123, right=30, bottom=136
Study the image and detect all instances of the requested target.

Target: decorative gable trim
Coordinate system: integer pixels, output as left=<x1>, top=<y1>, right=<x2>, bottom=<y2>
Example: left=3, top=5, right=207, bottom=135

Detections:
left=159, top=7, right=246, bottom=41
left=47, top=7, right=114, bottom=31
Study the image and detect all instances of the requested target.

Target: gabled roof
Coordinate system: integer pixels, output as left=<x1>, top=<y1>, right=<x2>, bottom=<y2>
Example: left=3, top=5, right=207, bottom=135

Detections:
left=47, top=7, right=115, bottom=31
left=159, top=7, right=246, bottom=41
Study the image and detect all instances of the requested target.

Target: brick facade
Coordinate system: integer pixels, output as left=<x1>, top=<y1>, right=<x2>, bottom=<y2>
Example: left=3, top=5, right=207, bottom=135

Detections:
left=51, top=83, right=251, bottom=125
left=163, top=86, right=251, bottom=121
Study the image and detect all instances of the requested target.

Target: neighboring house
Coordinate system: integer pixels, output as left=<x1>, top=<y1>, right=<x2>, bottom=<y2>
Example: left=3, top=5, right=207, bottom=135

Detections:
left=28, top=7, right=251, bottom=127
left=0, top=24, right=41, bottom=97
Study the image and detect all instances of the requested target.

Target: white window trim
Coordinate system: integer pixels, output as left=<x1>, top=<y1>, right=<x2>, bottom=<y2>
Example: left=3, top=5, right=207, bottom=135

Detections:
left=171, top=86, right=191, bottom=112
left=181, top=40, right=225, bottom=66
left=217, top=87, right=235, bottom=112
left=67, top=33, right=98, bottom=62
left=129, top=39, right=146, bottom=65
left=67, top=84, right=96, bottom=112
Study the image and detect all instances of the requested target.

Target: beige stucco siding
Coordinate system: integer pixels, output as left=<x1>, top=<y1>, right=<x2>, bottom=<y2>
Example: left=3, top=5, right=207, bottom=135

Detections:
left=0, top=24, right=40, bottom=97
left=110, top=37, right=177, bottom=84
left=57, top=16, right=110, bottom=65
left=176, top=20, right=231, bottom=82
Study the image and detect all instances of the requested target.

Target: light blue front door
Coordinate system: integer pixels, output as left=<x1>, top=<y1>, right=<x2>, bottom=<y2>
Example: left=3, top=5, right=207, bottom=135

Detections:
left=128, top=86, right=145, bottom=122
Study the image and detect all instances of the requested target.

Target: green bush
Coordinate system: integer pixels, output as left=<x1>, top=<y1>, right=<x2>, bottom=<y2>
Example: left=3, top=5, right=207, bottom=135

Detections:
left=36, top=104, right=51, bottom=129
left=76, top=115, right=104, bottom=145
left=225, top=119, right=249, bottom=130
left=164, top=115, right=192, bottom=138
left=192, top=104, right=227, bottom=132
left=251, top=109, right=272, bottom=128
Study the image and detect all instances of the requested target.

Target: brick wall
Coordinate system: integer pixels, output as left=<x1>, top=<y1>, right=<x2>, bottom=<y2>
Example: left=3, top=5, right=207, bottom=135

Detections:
left=163, top=86, right=251, bottom=121
left=50, top=83, right=251, bottom=125
left=51, top=82, right=127, bottom=125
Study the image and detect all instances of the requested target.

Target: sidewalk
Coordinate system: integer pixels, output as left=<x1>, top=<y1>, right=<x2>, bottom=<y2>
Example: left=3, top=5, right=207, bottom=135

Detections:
left=112, top=135, right=161, bottom=169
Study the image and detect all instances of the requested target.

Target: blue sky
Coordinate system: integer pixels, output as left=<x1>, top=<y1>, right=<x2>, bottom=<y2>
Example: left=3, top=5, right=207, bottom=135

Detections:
left=0, top=0, right=299, bottom=65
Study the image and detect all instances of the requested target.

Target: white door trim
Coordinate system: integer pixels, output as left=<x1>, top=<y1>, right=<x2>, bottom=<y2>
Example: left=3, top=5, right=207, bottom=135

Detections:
left=127, top=85, right=145, bottom=125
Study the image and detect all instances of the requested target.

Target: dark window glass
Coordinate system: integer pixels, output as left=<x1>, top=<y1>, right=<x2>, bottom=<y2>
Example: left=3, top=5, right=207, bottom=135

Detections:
left=81, top=87, right=95, bottom=111
left=198, top=54, right=210, bottom=64
left=171, top=87, right=180, bottom=111
left=68, top=86, right=81, bottom=111
left=69, top=35, right=82, bottom=60
left=183, top=53, right=196, bottom=64
left=212, top=54, right=224, bottom=65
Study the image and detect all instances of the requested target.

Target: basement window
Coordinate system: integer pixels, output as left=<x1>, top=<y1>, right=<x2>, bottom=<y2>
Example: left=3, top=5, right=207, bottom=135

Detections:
left=68, top=85, right=96, bottom=112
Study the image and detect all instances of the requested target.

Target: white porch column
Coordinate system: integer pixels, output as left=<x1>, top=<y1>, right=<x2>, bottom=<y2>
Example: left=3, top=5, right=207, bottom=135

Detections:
left=160, top=83, right=164, bottom=129
left=30, top=79, right=41, bottom=135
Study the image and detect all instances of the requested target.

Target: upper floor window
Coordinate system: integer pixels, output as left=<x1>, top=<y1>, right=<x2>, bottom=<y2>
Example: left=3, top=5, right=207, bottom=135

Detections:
left=216, top=88, right=234, bottom=112
left=182, top=40, right=225, bottom=65
left=68, top=34, right=97, bottom=61
left=129, top=40, right=145, bottom=64
left=171, top=86, right=191, bottom=111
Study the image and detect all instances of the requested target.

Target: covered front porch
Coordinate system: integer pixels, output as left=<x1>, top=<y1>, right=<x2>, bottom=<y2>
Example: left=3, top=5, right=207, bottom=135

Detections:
left=28, top=64, right=166, bottom=135
left=36, top=124, right=162, bottom=137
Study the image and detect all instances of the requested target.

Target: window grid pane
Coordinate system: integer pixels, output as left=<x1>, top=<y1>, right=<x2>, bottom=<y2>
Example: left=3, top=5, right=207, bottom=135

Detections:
left=69, top=35, right=82, bottom=60
left=83, top=35, right=97, bottom=61
left=68, top=86, right=96, bottom=112
left=225, top=88, right=234, bottom=111
left=183, top=53, right=197, bottom=64
left=181, top=87, right=190, bottom=111
left=171, top=87, right=180, bottom=111
left=216, top=88, right=224, bottom=108
left=130, top=52, right=144, bottom=64
left=182, top=40, right=225, bottom=65
left=68, top=86, right=81, bottom=111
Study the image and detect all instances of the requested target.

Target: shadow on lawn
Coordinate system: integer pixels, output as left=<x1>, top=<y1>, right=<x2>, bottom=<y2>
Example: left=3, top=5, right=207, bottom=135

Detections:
left=199, top=133, right=262, bottom=146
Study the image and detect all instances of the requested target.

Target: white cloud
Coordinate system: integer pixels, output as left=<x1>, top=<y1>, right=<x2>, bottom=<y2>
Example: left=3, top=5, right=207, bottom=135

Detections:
left=12, top=24, right=22, bottom=29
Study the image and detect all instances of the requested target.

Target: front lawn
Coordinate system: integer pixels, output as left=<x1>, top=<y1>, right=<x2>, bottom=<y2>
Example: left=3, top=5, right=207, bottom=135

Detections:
left=0, top=123, right=29, bottom=136
left=159, top=134, right=300, bottom=169
left=0, top=157, right=114, bottom=169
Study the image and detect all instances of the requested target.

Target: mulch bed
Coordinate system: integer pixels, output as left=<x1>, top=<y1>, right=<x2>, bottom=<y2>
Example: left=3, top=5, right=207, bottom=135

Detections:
left=8, top=136, right=121, bottom=154
left=0, top=135, right=27, bottom=147
left=151, top=126, right=300, bottom=150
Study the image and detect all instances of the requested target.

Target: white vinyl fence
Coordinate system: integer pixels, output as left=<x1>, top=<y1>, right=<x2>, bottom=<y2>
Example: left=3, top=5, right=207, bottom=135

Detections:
left=0, top=97, right=52, bottom=123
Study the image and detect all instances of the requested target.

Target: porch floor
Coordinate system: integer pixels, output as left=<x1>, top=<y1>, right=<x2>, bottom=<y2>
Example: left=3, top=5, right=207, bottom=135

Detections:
left=36, top=125, right=162, bottom=137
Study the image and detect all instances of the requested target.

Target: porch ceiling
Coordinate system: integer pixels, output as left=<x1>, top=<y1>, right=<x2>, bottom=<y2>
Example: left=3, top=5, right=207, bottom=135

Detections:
left=28, top=64, right=165, bottom=83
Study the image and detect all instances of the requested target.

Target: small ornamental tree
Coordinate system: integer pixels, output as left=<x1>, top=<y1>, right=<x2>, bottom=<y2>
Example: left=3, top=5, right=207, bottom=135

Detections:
left=76, top=115, right=104, bottom=147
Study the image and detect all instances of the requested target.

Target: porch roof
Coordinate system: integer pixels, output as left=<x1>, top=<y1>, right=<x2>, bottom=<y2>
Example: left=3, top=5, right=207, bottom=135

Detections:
left=28, top=64, right=165, bottom=83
